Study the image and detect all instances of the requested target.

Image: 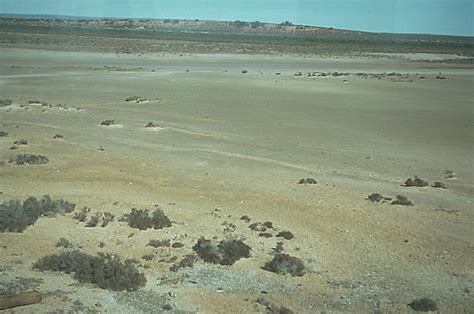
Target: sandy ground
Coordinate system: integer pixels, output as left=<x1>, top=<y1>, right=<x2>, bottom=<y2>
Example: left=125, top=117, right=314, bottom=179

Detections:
left=0, top=48, right=473, bottom=313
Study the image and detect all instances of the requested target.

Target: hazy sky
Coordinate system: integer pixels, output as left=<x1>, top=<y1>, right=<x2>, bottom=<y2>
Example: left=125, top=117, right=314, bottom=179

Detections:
left=0, top=0, right=472, bottom=36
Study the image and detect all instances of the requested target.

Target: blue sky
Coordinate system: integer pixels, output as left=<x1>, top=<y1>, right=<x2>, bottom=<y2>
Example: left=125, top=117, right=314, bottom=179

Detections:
left=0, top=0, right=472, bottom=36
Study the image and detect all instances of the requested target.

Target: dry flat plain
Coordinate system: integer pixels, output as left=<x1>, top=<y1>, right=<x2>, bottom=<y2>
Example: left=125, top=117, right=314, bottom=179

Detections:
left=0, top=46, right=473, bottom=313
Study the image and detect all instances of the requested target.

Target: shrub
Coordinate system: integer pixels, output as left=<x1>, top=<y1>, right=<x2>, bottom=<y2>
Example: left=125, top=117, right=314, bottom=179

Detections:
left=249, top=223, right=267, bottom=232
left=100, top=120, right=115, bottom=126
left=432, top=182, right=447, bottom=189
left=298, top=178, right=317, bottom=184
left=0, top=195, right=76, bottom=232
left=145, top=122, right=156, bottom=128
left=73, top=207, right=90, bottom=222
left=170, top=254, right=196, bottom=272
left=192, top=237, right=251, bottom=265
left=259, top=232, right=273, bottom=238
left=121, top=208, right=172, bottom=230
left=33, top=250, right=146, bottom=291
left=0, top=131, right=8, bottom=137
left=263, top=253, right=305, bottom=276
left=147, top=239, right=170, bottom=248
left=391, top=195, right=414, bottom=206
left=407, top=298, right=438, bottom=312
left=13, top=139, right=28, bottom=145
left=276, top=231, right=294, bottom=240
left=53, top=134, right=64, bottom=139
left=56, top=238, right=75, bottom=249
left=9, top=154, right=49, bottom=165
left=404, top=176, right=428, bottom=187
left=85, top=213, right=101, bottom=227
left=0, top=99, right=13, bottom=106
left=240, top=215, right=251, bottom=223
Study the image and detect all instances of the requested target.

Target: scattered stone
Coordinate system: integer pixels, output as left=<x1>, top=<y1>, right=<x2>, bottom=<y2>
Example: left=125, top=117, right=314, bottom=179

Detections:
left=391, top=195, right=414, bottom=206
left=263, top=253, right=305, bottom=276
left=297, top=178, right=317, bottom=184
left=404, top=176, right=429, bottom=187
left=407, top=298, right=438, bottom=312
left=256, top=297, right=294, bottom=314
left=432, top=181, right=447, bottom=189
left=276, top=231, right=294, bottom=240
left=9, top=154, right=49, bottom=165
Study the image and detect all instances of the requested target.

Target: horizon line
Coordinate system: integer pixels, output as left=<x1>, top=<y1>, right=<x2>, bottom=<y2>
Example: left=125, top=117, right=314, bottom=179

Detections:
left=1, top=12, right=472, bottom=38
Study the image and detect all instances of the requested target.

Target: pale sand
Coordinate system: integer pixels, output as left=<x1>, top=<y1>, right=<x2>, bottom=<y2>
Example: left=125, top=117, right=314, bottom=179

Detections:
left=0, top=48, right=473, bottom=312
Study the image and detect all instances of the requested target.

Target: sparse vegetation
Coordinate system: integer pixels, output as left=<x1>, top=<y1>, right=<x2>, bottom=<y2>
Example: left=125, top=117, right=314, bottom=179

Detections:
left=404, top=176, right=429, bottom=187
left=276, top=231, right=294, bottom=240
left=147, top=239, right=171, bottom=248
left=298, top=178, right=317, bottom=184
left=407, top=298, right=438, bottom=312
left=73, top=207, right=90, bottom=222
left=121, top=208, right=172, bottom=230
left=432, top=181, right=446, bottom=189
left=367, top=193, right=392, bottom=203
left=0, top=99, right=13, bottom=106
left=33, top=250, right=146, bottom=291
left=0, top=195, right=75, bottom=232
left=100, top=119, right=115, bottom=126
left=391, top=195, right=414, bottom=206
left=192, top=237, right=251, bottom=265
left=13, top=139, right=27, bottom=145
left=170, top=254, right=196, bottom=272
left=9, top=154, right=49, bottom=165
left=263, top=253, right=305, bottom=276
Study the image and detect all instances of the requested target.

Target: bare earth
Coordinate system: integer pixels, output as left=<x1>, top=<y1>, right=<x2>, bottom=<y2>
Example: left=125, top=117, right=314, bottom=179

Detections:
left=0, top=47, right=473, bottom=313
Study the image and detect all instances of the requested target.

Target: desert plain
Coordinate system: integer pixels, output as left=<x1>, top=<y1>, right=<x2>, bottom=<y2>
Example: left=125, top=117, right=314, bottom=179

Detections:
left=0, top=20, right=473, bottom=313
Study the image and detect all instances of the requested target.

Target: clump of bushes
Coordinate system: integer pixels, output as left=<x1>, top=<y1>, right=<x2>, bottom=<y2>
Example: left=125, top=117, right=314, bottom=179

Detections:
left=0, top=99, right=13, bottom=106
left=276, top=231, right=294, bottom=240
left=192, top=237, right=251, bottom=265
left=13, top=139, right=28, bottom=145
left=100, top=120, right=115, bottom=126
left=170, top=254, right=196, bottom=272
left=263, top=253, right=305, bottom=277
left=297, top=178, right=317, bottom=184
left=120, top=208, right=172, bottom=230
left=73, top=208, right=115, bottom=227
left=33, top=250, right=146, bottom=291
left=367, top=193, right=392, bottom=203
left=147, top=239, right=170, bottom=248
left=432, top=181, right=447, bottom=189
left=9, top=154, right=49, bottom=165
left=391, top=195, right=414, bottom=206
left=0, top=195, right=76, bottom=232
left=403, top=176, right=428, bottom=187
left=407, top=298, right=438, bottom=312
